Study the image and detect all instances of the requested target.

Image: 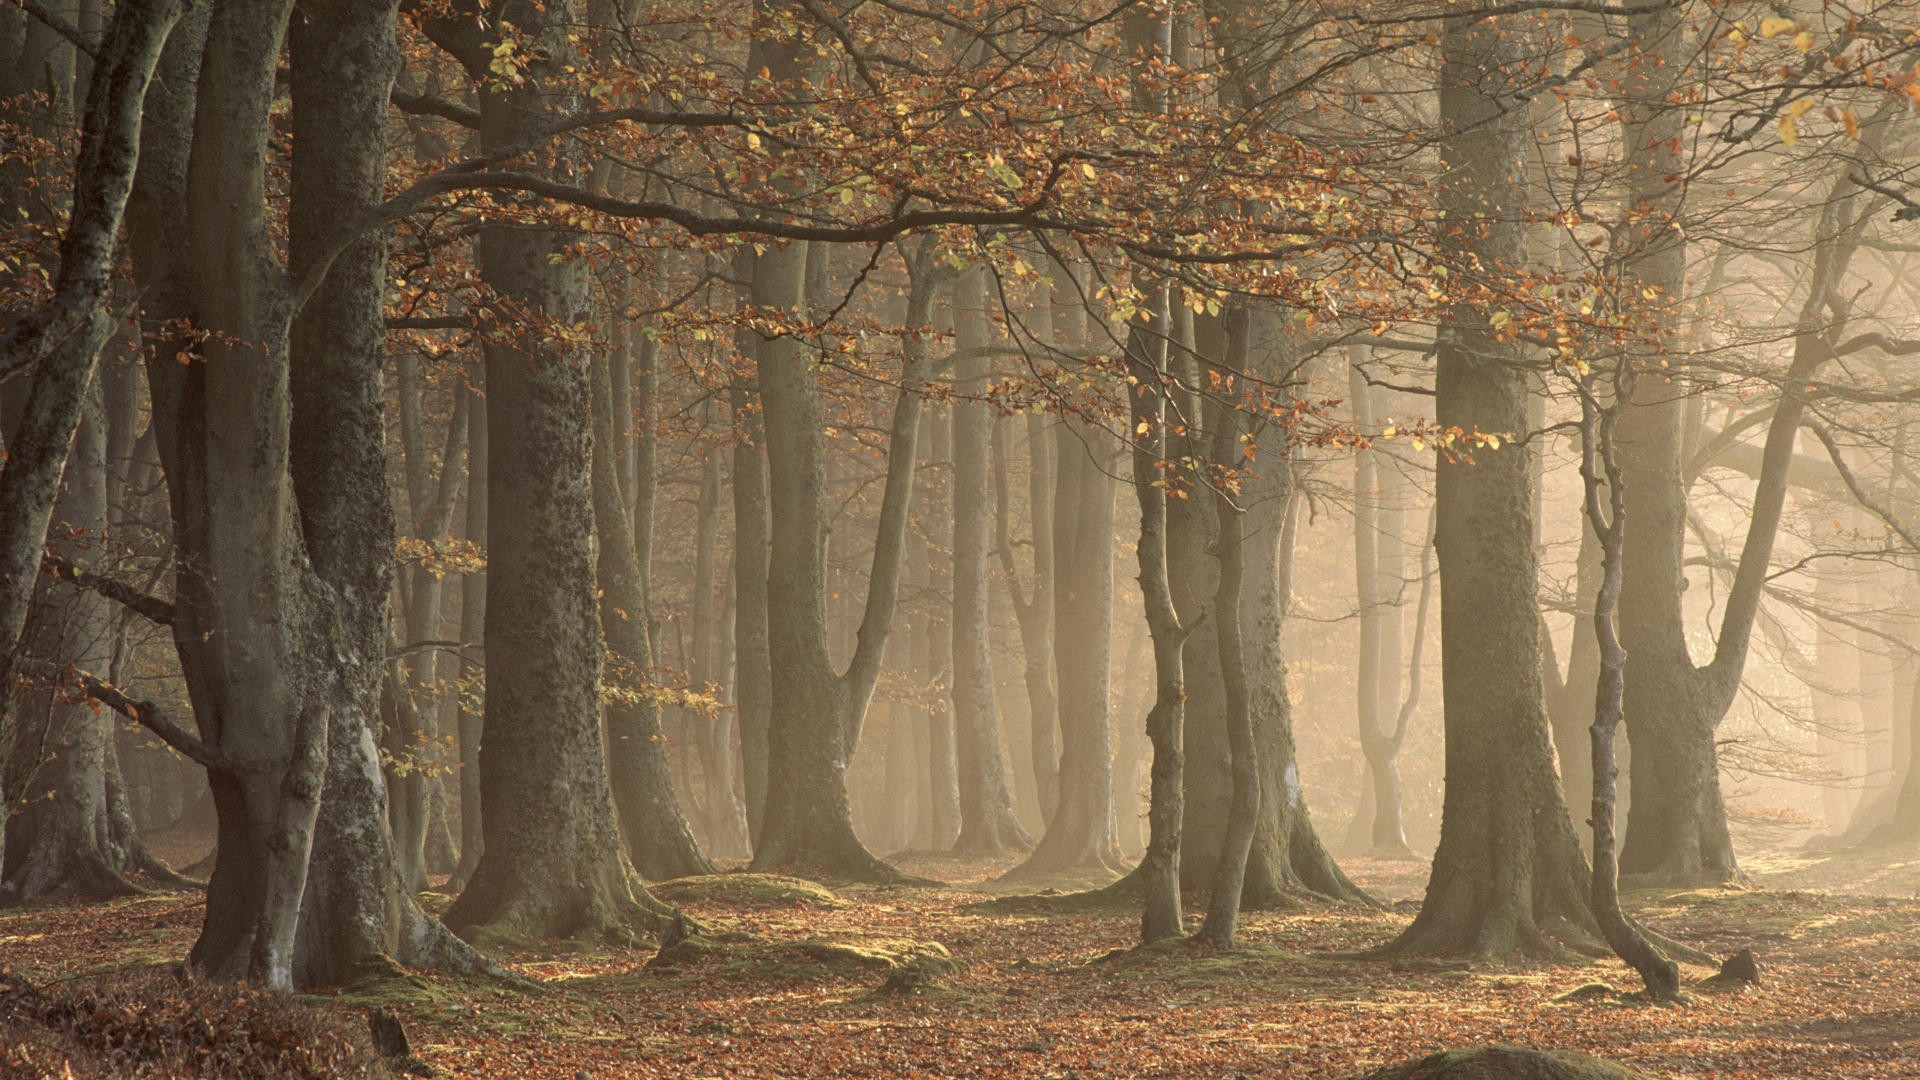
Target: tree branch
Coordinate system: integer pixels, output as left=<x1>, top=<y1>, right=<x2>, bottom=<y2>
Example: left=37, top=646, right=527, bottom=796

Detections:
left=20, top=659, right=234, bottom=773
left=40, top=555, right=175, bottom=626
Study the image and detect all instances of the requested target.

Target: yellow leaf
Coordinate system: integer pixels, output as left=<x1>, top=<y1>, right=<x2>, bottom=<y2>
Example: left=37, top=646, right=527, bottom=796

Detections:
left=1759, top=17, right=1797, bottom=38
left=1792, top=30, right=1815, bottom=53
left=1136, top=420, right=1150, bottom=435
left=1779, top=100, right=1813, bottom=147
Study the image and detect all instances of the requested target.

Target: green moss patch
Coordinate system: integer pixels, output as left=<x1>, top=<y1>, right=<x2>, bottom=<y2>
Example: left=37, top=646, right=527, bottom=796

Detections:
left=650, top=873, right=844, bottom=909
left=648, top=931, right=957, bottom=983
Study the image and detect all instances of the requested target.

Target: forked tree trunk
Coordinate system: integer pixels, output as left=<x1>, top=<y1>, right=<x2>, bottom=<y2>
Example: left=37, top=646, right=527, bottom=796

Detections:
left=117, top=0, right=495, bottom=988
left=748, top=226, right=932, bottom=880
left=1233, top=324, right=1367, bottom=909
left=993, top=404, right=1060, bottom=829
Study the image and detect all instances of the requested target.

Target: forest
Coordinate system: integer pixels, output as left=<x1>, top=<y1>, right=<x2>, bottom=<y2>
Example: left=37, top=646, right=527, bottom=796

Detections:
left=4, top=0, right=1920, bottom=1076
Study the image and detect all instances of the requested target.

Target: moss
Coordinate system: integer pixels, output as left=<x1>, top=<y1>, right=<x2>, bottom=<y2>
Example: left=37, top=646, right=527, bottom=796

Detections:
left=648, top=931, right=956, bottom=983
left=1357, top=1045, right=1653, bottom=1080
left=971, top=879, right=1139, bottom=915
left=650, top=873, right=843, bottom=909
left=1548, top=982, right=1619, bottom=1004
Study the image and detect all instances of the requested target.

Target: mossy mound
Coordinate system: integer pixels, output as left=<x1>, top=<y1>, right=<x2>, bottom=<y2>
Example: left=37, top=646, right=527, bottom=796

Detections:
left=650, top=932, right=957, bottom=981
left=650, top=873, right=844, bottom=909
left=1357, top=1045, right=1653, bottom=1080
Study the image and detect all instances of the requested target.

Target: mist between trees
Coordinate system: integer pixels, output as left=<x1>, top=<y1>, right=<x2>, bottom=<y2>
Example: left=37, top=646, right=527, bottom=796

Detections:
left=4, top=0, right=1920, bottom=1036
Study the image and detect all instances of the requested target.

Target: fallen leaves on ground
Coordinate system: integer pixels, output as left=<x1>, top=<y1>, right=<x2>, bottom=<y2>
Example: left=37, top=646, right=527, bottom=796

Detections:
left=2, top=849, right=1916, bottom=1078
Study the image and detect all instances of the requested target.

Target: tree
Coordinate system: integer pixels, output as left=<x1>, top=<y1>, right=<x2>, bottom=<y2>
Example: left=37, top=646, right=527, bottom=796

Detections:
left=592, top=331, right=713, bottom=881
left=2, top=385, right=144, bottom=903
left=1378, top=11, right=1595, bottom=958
left=1575, top=366, right=1679, bottom=999
left=426, top=0, right=675, bottom=943
left=0, top=0, right=194, bottom=878
left=1003, top=254, right=1125, bottom=879
left=949, top=266, right=1033, bottom=856
left=745, top=171, right=935, bottom=877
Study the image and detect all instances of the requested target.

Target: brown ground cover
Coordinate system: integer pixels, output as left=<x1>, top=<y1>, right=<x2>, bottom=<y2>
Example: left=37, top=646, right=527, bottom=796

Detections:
left=2, top=847, right=1916, bottom=1078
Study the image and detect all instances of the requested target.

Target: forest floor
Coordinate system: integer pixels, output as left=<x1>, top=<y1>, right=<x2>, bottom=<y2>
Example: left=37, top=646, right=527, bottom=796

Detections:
left=4, top=841, right=1919, bottom=1078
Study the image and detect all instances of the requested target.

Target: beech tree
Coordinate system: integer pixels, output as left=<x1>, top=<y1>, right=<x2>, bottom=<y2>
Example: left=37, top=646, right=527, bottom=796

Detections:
left=425, top=0, right=675, bottom=942
left=1379, top=9, right=1596, bottom=958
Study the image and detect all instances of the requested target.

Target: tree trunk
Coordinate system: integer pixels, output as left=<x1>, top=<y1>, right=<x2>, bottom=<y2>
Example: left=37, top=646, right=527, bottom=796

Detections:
left=925, top=405, right=962, bottom=851
left=1379, top=11, right=1595, bottom=959
left=747, top=231, right=932, bottom=880
left=387, top=358, right=467, bottom=892
left=1578, top=381, right=1679, bottom=1000
left=689, top=421, right=749, bottom=860
left=0, top=0, right=192, bottom=830
left=949, top=268, right=1032, bottom=855
left=729, top=348, right=773, bottom=852
left=592, top=343, right=713, bottom=881
left=1129, top=285, right=1193, bottom=943
left=2, top=385, right=144, bottom=903
left=1221, top=312, right=1364, bottom=909
left=453, top=385, right=487, bottom=891
left=1345, top=364, right=1417, bottom=858
left=1620, top=102, right=1890, bottom=885
left=993, top=404, right=1060, bottom=830
left=1197, top=382, right=1258, bottom=947
left=1004, top=258, right=1123, bottom=880
left=430, top=0, right=672, bottom=944
left=115, top=0, right=495, bottom=987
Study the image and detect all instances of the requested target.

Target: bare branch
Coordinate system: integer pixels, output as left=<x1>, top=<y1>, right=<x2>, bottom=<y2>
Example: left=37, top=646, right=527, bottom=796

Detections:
left=20, top=659, right=234, bottom=773
left=40, top=554, right=175, bottom=626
